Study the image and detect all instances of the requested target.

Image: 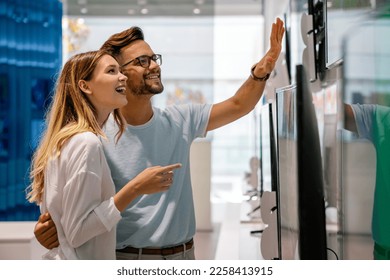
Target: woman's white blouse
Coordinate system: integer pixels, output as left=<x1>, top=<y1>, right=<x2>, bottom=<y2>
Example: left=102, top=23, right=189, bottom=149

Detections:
left=41, top=132, right=121, bottom=259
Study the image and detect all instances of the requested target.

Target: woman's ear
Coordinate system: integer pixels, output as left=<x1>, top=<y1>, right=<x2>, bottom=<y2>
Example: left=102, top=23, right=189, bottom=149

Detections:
left=78, top=80, right=92, bottom=95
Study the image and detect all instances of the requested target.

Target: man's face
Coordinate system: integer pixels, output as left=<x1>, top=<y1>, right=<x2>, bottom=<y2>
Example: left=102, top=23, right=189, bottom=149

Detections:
left=118, top=40, right=164, bottom=97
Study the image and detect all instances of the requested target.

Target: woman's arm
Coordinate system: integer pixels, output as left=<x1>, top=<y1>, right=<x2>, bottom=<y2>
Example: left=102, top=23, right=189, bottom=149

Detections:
left=114, top=163, right=182, bottom=212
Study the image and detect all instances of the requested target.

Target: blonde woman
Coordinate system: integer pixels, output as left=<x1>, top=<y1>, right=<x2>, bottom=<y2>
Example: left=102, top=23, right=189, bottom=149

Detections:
left=27, top=50, right=181, bottom=259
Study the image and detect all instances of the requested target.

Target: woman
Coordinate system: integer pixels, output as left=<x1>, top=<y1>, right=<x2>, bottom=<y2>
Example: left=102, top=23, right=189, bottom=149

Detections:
left=27, top=50, right=181, bottom=259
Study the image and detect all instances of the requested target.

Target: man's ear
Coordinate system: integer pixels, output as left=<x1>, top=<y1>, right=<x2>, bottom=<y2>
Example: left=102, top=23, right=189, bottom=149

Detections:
left=78, top=80, right=92, bottom=95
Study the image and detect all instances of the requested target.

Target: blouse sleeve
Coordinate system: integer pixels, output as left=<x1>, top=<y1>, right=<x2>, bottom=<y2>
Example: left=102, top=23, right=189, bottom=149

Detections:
left=60, top=133, right=121, bottom=248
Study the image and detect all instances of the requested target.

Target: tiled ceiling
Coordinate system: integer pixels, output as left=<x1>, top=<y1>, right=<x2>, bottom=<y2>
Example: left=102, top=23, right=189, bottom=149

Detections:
left=62, top=0, right=264, bottom=17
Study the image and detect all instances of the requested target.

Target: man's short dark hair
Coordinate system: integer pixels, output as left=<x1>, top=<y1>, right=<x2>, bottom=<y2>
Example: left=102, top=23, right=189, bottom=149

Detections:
left=100, top=26, right=144, bottom=57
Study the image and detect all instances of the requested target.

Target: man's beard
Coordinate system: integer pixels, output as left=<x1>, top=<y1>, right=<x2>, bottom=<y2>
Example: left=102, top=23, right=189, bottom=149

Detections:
left=130, top=80, right=164, bottom=96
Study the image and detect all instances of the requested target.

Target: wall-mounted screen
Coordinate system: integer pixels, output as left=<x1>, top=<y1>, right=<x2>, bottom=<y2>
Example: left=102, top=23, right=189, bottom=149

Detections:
left=276, top=83, right=299, bottom=259
left=274, top=64, right=328, bottom=259
left=296, top=64, right=328, bottom=259
left=326, top=0, right=373, bottom=67
left=260, top=102, right=278, bottom=193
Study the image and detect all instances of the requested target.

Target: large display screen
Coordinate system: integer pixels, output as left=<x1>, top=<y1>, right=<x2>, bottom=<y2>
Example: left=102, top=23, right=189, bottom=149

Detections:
left=274, top=65, right=328, bottom=259
left=276, top=84, right=299, bottom=259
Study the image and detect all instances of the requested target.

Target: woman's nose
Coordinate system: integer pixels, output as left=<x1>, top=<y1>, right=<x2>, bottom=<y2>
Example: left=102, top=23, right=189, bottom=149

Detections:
left=119, top=73, right=127, bottom=81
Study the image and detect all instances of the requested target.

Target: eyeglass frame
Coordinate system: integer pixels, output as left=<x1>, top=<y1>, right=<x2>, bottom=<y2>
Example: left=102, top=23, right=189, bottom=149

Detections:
left=121, top=54, right=162, bottom=69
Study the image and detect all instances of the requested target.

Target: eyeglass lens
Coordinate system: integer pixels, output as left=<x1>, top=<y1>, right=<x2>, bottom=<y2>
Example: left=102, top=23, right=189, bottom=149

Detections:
left=138, top=55, right=161, bottom=68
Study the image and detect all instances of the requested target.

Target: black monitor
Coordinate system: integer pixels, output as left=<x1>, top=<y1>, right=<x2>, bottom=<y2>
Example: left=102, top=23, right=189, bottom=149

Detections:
left=259, top=101, right=280, bottom=259
left=260, top=102, right=278, bottom=194
left=296, top=64, right=327, bottom=259
left=275, top=64, right=327, bottom=260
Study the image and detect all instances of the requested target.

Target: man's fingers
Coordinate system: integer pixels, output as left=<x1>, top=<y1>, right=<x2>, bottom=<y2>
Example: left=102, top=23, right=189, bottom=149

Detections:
left=44, top=222, right=57, bottom=236
left=35, top=218, right=57, bottom=237
left=45, top=234, right=60, bottom=249
left=38, top=212, right=51, bottom=223
left=270, top=18, right=284, bottom=45
left=266, top=18, right=284, bottom=66
left=276, top=18, right=285, bottom=42
left=35, top=222, right=49, bottom=235
left=35, top=212, right=55, bottom=234
left=36, top=223, right=59, bottom=249
left=38, top=224, right=57, bottom=241
left=48, top=240, right=60, bottom=249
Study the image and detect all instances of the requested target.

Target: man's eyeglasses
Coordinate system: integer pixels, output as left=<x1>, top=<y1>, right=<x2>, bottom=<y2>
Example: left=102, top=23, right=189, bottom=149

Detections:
left=121, top=54, right=162, bottom=69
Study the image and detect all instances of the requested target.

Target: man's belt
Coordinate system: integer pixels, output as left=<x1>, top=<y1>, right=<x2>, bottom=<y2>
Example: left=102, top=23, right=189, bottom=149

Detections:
left=116, top=238, right=194, bottom=256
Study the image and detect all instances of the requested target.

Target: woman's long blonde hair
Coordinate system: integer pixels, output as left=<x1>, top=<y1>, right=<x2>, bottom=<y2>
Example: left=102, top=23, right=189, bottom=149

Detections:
left=27, top=50, right=126, bottom=204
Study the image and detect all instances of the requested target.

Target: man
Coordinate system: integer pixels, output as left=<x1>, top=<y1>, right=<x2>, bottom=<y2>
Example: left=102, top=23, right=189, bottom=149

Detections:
left=34, top=18, right=284, bottom=260
left=344, top=103, right=390, bottom=260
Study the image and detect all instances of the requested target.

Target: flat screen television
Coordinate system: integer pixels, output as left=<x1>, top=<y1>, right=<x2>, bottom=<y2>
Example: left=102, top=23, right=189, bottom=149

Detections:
left=312, top=59, right=343, bottom=260
left=275, top=64, right=327, bottom=259
left=260, top=102, right=278, bottom=194
left=259, top=101, right=280, bottom=259
left=296, top=64, right=328, bottom=259
left=275, top=82, right=299, bottom=260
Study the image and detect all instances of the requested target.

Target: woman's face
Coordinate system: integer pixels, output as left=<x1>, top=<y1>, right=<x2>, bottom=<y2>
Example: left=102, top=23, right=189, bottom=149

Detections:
left=82, top=54, right=128, bottom=120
